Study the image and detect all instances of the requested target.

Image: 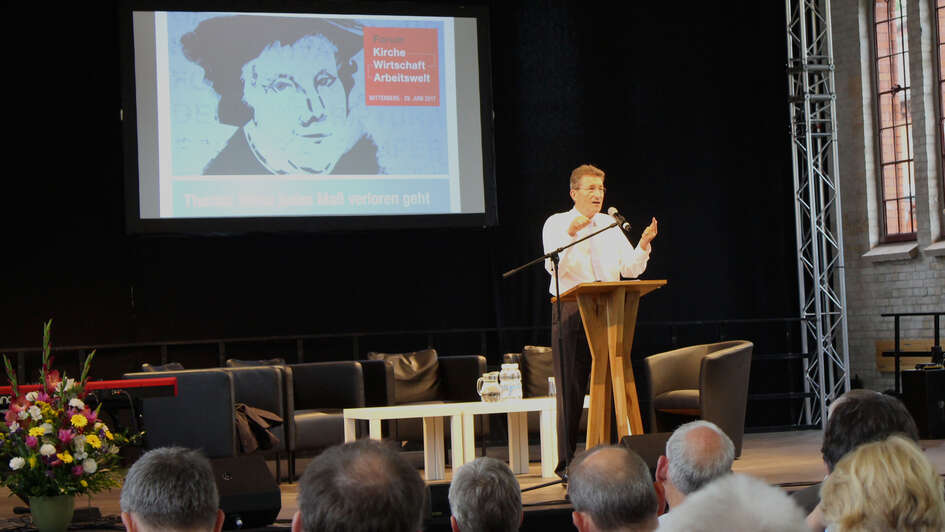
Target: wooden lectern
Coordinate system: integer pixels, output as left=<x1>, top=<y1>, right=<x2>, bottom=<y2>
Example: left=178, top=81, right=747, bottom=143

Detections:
left=558, top=280, right=667, bottom=448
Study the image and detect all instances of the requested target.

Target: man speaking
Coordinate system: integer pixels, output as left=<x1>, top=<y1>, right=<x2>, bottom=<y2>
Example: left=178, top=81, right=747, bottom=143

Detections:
left=542, top=163, right=658, bottom=479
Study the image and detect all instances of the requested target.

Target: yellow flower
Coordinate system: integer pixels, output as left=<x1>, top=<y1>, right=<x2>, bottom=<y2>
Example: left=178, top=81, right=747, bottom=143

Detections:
left=104, top=430, right=113, bottom=441
left=80, top=480, right=88, bottom=487
left=70, top=414, right=88, bottom=429
left=56, top=452, right=73, bottom=464
left=86, top=434, right=102, bottom=449
left=28, top=427, right=45, bottom=437
left=28, top=456, right=37, bottom=469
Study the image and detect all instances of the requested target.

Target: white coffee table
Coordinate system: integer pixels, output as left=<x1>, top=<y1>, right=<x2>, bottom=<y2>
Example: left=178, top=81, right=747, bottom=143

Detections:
left=342, top=397, right=559, bottom=480
left=342, top=402, right=466, bottom=480
left=450, top=397, right=558, bottom=478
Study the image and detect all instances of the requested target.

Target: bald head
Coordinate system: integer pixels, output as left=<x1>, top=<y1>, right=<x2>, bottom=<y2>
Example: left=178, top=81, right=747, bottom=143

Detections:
left=568, top=445, right=658, bottom=531
left=665, top=421, right=734, bottom=495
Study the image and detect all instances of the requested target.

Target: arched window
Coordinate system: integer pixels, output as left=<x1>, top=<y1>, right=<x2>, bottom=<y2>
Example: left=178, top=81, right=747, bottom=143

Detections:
left=874, top=0, right=917, bottom=240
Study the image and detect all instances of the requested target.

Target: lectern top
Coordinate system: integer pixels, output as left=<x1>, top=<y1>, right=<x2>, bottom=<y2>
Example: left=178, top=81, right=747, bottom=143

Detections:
left=554, top=279, right=667, bottom=303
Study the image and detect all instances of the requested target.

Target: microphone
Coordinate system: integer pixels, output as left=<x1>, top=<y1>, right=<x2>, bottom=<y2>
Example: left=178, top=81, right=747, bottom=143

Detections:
left=607, top=207, right=632, bottom=233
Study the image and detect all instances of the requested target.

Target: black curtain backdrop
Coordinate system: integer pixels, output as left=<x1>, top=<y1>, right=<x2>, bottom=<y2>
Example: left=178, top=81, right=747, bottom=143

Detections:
left=2, top=0, right=797, bottom=417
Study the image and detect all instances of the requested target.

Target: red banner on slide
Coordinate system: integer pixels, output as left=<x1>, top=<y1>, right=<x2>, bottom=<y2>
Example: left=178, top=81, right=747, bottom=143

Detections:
left=364, top=27, right=439, bottom=106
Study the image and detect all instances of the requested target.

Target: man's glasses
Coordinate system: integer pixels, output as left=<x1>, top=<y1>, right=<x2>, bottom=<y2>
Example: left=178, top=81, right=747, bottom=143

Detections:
left=575, top=186, right=606, bottom=194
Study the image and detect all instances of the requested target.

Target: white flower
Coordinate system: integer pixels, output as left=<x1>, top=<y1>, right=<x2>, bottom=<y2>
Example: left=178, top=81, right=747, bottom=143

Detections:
left=63, top=378, right=76, bottom=391
left=28, top=406, right=42, bottom=421
left=73, top=435, right=86, bottom=450
left=41, top=423, right=53, bottom=435
left=74, top=451, right=88, bottom=461
left=8, top=422, right=19, bottom=432
left=25, top=392, right=38, bottom=401
left=108, top=445, right=120, bottom=455
left=81, top=459, right=97, bottom=474
left=39, top=444, right=56, bottom=457
left=93, top=422, right=103, bottom=431
left=8, top=457, right=25, bottom=471
left=17, top=410, right=28, bottom=420
left=68, top=398, right=84, bottom=410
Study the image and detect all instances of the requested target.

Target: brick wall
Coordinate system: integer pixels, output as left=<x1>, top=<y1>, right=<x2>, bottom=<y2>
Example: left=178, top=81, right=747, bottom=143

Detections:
left=830, top=0, right=945, bottom=392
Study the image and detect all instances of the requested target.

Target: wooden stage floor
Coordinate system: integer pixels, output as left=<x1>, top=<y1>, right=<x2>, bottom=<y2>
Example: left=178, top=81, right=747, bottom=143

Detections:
left=2, top=430, right=944, bottom=530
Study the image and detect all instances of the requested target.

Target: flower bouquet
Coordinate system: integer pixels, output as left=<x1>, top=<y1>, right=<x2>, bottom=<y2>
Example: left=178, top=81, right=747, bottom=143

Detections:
left=0, top=321, right=138, bottom=500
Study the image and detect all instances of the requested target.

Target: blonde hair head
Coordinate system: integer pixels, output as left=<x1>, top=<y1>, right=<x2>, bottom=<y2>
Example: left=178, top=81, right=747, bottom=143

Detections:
left=821, top=434, right=945, bottom=532
left=569, top=164, right=605, bottom=189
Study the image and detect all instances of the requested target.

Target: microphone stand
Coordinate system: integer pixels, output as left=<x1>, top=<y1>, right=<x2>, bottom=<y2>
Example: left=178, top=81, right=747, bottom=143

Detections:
left=502, top=221, right=620, bottom=492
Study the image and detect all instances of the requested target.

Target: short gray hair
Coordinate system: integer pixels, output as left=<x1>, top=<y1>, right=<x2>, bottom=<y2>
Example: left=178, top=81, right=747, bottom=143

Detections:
left=297, top=439, right=426, bottom=532
left=568, top=445, right=658, bottom=531
left=666, top=420, right=735, bottom=495
left=658, top=474, right=807, bottom=532
left=448, top=457, right=521, bottom=532
left=119, top=447, right=219, bottom=531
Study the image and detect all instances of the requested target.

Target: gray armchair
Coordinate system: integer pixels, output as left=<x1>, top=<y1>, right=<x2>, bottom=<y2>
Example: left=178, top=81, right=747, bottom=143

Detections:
left=123, top=369, right=238, bottom=458
left=363, top=350, right=487, bottom=446
left=288, top=361, right=365, bottom=479
left=223, top=366, right=290, bottom=479
left=643, top=340, right=753, bottom=455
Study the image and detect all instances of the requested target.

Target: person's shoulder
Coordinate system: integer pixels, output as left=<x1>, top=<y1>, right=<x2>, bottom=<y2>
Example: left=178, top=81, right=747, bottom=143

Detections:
left=593, top=211, right=616, bottom=223
left=203, top=128, right=269, bottom=175
left=543, top=209, right=574, bottom=230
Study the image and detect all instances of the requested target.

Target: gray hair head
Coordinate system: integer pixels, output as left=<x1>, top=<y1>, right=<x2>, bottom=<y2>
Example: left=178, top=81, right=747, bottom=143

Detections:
left=297, top=439, right=426, bottom=532
left=659, top=474, right=807, bottom=532
left=568, top=445, right=658, bottom=531
left=448, top=457, right=521, bottom=532
left=665, top=420, right=735, bottom=495
left=119, top=447, right=220, bottom=531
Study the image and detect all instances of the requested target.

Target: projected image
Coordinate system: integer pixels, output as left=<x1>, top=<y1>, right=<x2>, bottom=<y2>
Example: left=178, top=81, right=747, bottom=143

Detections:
left=146, top=12, right=462, bottom=218
left=180, top=17, right=381, bottom=175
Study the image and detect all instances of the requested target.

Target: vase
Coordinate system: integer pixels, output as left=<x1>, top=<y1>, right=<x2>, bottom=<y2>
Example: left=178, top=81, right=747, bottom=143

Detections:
left=29, top=495, right=75, bottom=532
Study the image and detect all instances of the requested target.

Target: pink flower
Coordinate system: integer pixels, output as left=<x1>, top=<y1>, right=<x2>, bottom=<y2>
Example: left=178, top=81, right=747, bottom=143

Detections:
left=4, top=408, right=19, bottom=426
left=84, top=410, right=97, bottom=424
left=26, top=436, right=38, bottom=448
left=35, top=392, right=51, bottom=403
left=44, top=370, right=62, bottom=394
left=58, top=429, right=74, bottom=444
left=72, top=465, right=84, bottom=476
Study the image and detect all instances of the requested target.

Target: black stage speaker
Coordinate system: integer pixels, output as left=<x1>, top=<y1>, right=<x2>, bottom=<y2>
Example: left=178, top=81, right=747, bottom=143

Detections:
left=902, top=368, right=945, bottom=439
left=212, top=455, right=281, bottom=530
left=619, top=432, right=672, bottom=478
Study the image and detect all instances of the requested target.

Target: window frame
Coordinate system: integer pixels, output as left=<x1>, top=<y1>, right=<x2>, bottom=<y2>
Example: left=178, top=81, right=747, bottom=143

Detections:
left=871, top=0, right=919, bottom=242
left=933, top=0, right=945, bottom=232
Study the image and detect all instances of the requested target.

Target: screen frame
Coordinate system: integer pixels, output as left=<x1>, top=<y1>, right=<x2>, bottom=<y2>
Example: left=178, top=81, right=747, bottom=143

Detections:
left=118, top=0, right=497, bottom=235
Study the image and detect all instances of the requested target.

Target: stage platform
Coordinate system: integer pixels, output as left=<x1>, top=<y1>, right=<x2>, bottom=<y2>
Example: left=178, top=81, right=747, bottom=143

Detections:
left=2, top=430, right=944, bottom=531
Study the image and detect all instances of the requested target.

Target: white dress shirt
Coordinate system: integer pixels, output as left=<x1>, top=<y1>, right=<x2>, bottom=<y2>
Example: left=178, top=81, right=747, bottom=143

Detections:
left=542, top=207, right=650, bottom=295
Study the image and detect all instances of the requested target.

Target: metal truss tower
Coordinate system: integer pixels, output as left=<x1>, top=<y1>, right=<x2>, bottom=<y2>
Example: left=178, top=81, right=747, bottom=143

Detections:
left=785, top=0, right=851, bottom=427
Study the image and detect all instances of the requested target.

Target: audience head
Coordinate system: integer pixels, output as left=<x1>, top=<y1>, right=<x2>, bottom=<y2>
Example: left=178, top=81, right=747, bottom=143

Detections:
left=657, top=420, right=735, bottom=503
left=568, top=445, right=659, bottom=532
left=821, top=389, right=919, bottom=471
left=821, top=434, right=945, bottom=532
left=448, top=456, right=522, bottom=532
left=293, top=439, right=426, bottom=532
left=658, top=473, right=808, bottom=532
left=119, top=447, right=224, bottom=532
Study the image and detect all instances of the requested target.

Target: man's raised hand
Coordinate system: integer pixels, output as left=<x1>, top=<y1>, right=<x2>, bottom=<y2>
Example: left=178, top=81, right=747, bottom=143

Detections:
left=639, top=217, right=658, bottom=251
left=568, top=215, right=592, bottom=237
